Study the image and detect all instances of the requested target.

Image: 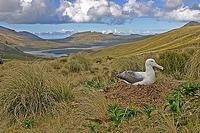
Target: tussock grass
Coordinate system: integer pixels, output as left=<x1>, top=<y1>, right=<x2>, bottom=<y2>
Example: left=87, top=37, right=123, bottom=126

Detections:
left=112, top=56, right=143, bottom=72
left=159, top=51, right=189, bottom=79
left=66, top=54, right=92, bottom=73
left=186, top=50, right=200, bottom=80
left=0, top=64, right=73, bottom=122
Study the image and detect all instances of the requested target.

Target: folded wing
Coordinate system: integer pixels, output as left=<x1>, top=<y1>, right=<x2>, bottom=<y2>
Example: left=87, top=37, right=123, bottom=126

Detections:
left=117, top=71, right=144, bottom=84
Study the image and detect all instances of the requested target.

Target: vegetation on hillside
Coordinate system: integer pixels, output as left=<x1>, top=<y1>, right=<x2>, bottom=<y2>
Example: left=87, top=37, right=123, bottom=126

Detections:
left=95, top=26, right=200, bottom=57
left=0, top=25, right=200, bottom=132
left=0, top=43, right=36, bottom=59
left=0, top=46, right=200, bottom=132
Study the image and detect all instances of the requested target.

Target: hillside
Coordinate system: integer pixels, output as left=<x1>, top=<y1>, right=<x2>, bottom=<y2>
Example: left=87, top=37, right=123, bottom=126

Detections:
left=52, top=31, right=152, bottom=46
left=95, top=25, right=200, bottom=57
left=0, top=26, right=152, bottom=52
left=183, top=21, right=200, bottom=27
left=0, top=26, right=70, bottom=53
left=18, top=31, right=43, bottom=41
left=0, top=26, right=29, bottom=47
left=0, top=43, right=35, bottom=59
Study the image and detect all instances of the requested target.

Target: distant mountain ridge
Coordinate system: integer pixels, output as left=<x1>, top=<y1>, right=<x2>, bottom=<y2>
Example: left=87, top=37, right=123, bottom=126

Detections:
left=18, top=31, right=43, bottom=41
left=52, top=31, right=153, bottom=46
left=183, top=21, right=200, bottom=27
left=0, top=26, right=42, bottom=40
left=0, top=26, right=16, bottom=33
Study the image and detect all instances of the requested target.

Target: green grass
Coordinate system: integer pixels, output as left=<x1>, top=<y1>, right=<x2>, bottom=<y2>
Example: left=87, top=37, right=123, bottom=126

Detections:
left=143, top=106, right=154, bottom=119
left=21, top=118, right=34, bottom=129
left=107, top=104, right=137, bottom=127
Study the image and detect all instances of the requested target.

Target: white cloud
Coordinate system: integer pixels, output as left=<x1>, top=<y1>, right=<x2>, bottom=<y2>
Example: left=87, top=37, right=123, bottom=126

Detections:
left=57, top=0, right=157, bottom=24
left=102, top=28, right=121, bottom=34
left=123, top=0, right=155, bottom=17
left=0, top=0, right=199, bottom=24
left=156, top=6, right=200, bottom=22
left=34, top=29, right=75, bottom=39
left=165, top=0, right=183, bottom=9
left=0, top=0, right=57, bottom=23
left=57, top=0, right=123, bottom=23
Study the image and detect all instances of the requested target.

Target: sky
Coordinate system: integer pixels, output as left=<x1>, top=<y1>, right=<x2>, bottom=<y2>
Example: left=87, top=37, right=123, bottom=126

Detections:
left=0, top=0, right=200, bottom=39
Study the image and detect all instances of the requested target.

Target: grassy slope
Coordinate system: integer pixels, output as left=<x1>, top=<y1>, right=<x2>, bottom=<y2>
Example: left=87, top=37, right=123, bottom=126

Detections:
left=52, top=31, right=152, bottom=46
left=0, top=43, right=36, bottom=59
left=0, top=26, right=69, bottom=51
left=95, top=26, right=200, bottom=57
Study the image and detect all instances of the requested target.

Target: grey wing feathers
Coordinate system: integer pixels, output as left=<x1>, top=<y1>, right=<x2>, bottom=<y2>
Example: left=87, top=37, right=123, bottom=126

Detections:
left=117, top=71, right=144, bottom=84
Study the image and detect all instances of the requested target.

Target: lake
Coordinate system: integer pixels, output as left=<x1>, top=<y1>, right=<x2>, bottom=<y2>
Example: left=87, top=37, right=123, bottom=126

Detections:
left=24, top=45, right=104, bottom=57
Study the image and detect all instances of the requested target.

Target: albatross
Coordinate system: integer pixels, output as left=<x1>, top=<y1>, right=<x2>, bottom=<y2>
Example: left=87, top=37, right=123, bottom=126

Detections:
left=117, top=58, right=164, bottom=85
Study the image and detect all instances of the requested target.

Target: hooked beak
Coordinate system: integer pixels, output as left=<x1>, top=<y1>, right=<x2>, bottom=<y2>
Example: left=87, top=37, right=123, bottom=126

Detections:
left=155, top=63, right=164, bottom=70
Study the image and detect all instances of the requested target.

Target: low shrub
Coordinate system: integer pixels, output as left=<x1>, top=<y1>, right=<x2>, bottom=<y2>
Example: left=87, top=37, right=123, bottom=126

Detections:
left=178, top=82, right=200, bottom=96
left=165, top=89, right=184, bottom=115
left=107, top=104, right=137, bottom=127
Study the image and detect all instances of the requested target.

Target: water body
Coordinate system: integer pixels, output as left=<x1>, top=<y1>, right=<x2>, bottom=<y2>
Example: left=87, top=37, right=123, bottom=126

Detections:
left=24, top=45, right=104, bottom=57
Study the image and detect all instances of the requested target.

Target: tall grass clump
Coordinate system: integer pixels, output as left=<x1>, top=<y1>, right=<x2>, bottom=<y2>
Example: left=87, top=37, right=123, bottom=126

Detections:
left=0, top=64, right=73, bottom=122
left=186, top=50, right=200, bottom=80
left=113, top=56, right=142, bottom=72
left=159, top=51, right=189, bottom=79
left=67, top=54, right=92, bottom=73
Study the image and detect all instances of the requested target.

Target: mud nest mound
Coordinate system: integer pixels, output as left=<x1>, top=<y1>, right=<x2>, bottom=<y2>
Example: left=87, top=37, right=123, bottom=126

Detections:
left=105, top=81, right=177, bottom=108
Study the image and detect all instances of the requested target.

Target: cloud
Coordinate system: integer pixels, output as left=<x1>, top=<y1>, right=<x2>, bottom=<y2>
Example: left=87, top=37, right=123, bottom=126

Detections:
left=0, top=0, right=58, bottom=24
left=102, top=28, right=122, bottom=34
left=155, top=6, right=200, bottom=22
left=57, top=0, right=124, bottom=24
left=57, top=0, right=157, bottom=24
left=0, top=0, right=199, bottom=24
left=165, top=0, right=183, bottom=9
left=123, top=0, right=155, bottom=17
left=34, top=29, right=75, bottom=39
left=0, top=0, right=20, bottom=12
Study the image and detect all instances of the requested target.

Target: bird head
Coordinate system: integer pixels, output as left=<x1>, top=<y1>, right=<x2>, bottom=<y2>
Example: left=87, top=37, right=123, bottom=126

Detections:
left=145, top=58, right=164, bottom=70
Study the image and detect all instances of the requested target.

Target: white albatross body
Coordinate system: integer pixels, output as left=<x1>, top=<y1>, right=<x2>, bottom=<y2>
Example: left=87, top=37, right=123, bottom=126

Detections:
left=117, top=59, right=164, bottom=85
